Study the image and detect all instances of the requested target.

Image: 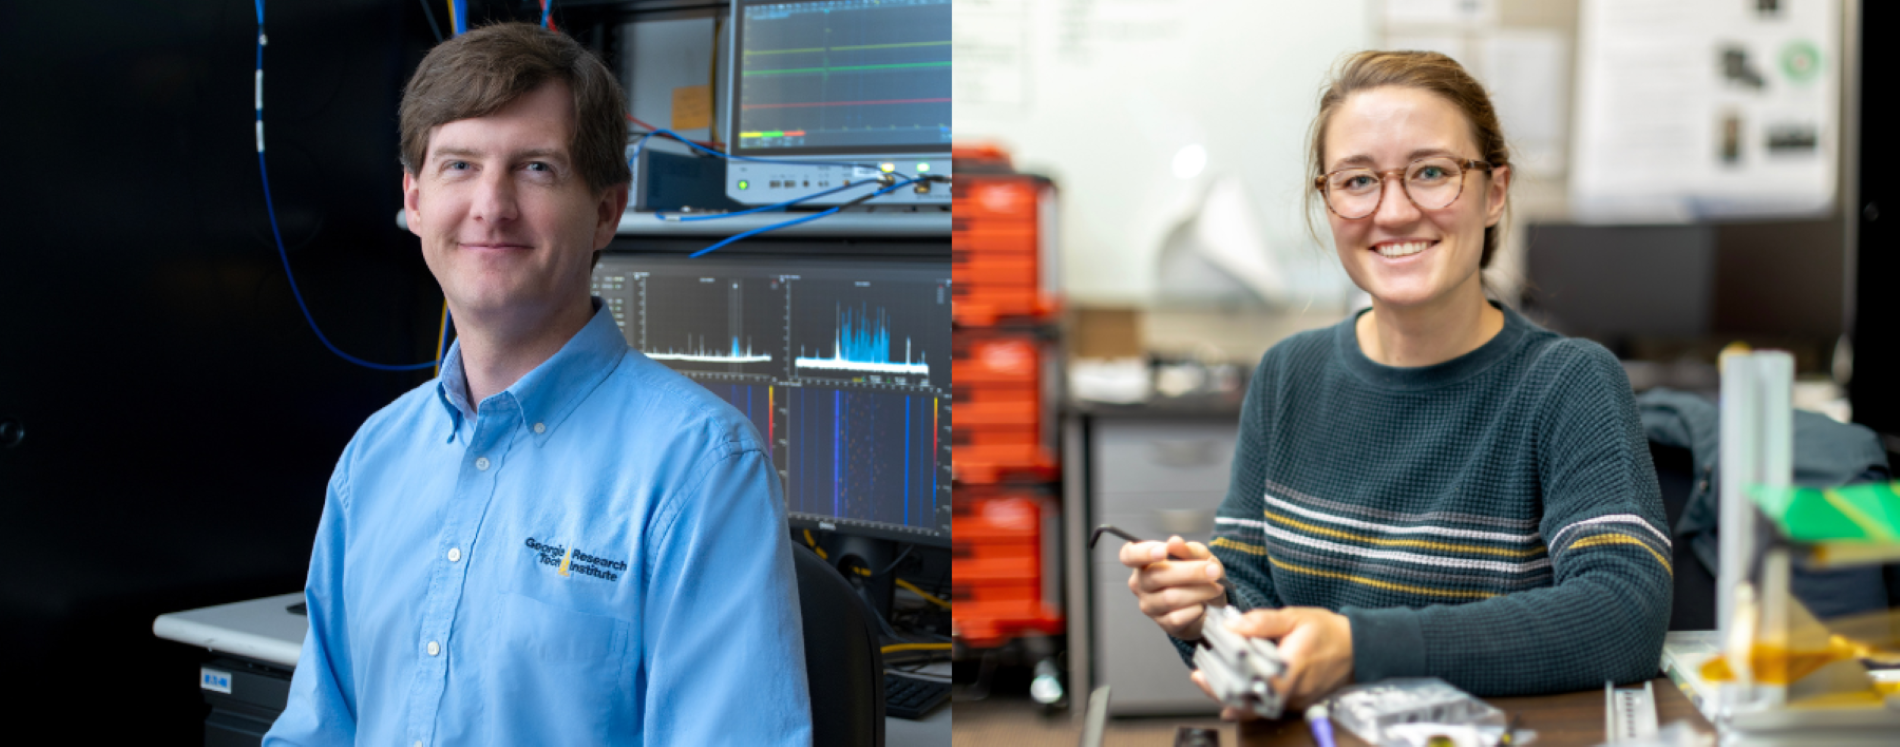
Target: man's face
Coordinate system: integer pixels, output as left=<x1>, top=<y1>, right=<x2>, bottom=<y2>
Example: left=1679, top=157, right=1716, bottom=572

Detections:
left=403, top=80, right=626, bottom=331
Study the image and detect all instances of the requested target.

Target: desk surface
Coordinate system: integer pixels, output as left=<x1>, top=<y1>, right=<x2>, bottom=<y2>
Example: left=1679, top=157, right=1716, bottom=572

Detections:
left=157, top=593, right=945, bottom=743
left=1237, top=678, right=1713, bottom=747
left=153, top=592, right=306, bottom=667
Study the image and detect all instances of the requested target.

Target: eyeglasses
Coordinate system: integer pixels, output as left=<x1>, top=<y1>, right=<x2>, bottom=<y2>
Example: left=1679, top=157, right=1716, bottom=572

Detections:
left=1314, top=156, right=1494, bottom=220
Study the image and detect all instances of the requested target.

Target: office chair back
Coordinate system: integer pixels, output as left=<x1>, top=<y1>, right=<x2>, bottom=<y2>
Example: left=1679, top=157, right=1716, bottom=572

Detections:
left=1651, top=442, right=1715, bottom=630
left=792, top=542, right=886, bottom=747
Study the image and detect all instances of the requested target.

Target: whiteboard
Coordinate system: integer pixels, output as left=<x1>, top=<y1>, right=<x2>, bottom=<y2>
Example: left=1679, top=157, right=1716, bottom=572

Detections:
left=954, top=0, right=1375, bottom=305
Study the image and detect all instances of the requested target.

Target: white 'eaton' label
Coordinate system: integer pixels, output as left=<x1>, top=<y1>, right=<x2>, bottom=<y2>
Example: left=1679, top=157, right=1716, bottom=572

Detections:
left=200, top=667, right=233, bottom=694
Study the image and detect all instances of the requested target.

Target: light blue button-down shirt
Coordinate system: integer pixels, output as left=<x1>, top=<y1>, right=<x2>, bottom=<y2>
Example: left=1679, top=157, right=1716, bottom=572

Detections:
left=265, top=301, right=812, bottom=746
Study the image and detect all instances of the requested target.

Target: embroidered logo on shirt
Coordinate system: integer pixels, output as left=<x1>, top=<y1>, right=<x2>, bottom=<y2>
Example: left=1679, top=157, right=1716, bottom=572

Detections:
left=524, top=537, right=627, bottom=582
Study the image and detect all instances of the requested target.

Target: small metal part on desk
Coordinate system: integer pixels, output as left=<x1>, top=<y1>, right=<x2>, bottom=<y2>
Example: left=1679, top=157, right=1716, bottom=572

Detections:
left=1173, top=725, right=1220, bottom=747
left=1605, top=680, right=1659, bottom=743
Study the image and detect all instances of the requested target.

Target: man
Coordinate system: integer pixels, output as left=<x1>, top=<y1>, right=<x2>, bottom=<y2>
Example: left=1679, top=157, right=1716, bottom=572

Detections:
left=265, top=23, right=812, bottom=746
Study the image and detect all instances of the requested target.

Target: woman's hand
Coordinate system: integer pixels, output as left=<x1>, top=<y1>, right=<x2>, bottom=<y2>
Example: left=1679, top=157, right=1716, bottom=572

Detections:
left=1200, top=607, right=1353, bottom=717
left=1185, top=604, right=1352, bottom=714
left=1118, top=535, right=1227, bottom=640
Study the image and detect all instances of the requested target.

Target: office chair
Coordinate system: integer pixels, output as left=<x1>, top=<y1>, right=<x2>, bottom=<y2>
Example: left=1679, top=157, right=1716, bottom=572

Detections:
left=1652, top=442, right=1716, bottom=631
left=792, top=542, right=886, bottom=747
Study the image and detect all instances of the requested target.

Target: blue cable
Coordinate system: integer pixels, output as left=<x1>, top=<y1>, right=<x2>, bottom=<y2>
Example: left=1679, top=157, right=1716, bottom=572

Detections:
left=688, top=178, right=920, bottom=258
left=255, top=4, right=437, bottom=371
left=658, top=180, right=876, bottom=222
left=541, top=0, right=553, bottom=29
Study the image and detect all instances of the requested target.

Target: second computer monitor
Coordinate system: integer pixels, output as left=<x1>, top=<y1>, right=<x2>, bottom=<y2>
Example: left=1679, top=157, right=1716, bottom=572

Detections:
left=724, top=0, right=951, bottom=206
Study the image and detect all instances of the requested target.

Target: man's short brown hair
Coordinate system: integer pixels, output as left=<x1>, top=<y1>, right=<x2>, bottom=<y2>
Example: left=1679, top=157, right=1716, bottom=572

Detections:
left=399, top=22, right=631, bottom=194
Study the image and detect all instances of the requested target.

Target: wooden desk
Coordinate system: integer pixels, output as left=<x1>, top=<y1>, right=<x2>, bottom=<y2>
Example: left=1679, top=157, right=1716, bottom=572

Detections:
left=1237, top=678, right=1713, bottom=747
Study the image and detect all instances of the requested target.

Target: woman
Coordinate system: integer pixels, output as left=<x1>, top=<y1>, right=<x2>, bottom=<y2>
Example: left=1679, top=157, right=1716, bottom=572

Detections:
left=1118, top=51, right=1669, bottom=716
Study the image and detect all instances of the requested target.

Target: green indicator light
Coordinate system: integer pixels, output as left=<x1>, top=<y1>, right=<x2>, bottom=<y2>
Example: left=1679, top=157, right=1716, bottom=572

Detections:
left=916, top=162, right=930, bottom=173
left=764, top=130, right=786, bottom=137
left=738, top=180, right=750, bottom=190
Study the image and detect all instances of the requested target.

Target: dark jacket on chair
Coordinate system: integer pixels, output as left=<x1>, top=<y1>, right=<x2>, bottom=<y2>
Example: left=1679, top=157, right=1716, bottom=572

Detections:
left=1637, top=387, right=1891, bottom=622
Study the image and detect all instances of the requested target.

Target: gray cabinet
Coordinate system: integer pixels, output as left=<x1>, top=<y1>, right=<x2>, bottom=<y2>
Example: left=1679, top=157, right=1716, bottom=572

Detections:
left=1081, top=416, right=1238, bottom=716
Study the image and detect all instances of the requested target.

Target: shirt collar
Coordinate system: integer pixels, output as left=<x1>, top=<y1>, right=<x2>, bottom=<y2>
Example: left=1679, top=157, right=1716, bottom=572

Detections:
left=434, top=298, right=629, bottom=445
left=436, top=341, right=475, bottom=441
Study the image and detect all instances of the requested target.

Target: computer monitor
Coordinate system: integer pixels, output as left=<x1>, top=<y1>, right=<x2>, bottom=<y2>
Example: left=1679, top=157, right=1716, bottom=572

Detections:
left=723, top=0, right=951, bottom=206
left=591, top=254, right=953, bottom=546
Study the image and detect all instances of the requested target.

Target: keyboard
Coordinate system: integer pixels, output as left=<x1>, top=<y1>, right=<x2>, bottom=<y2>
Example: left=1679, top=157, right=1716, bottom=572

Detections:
left=884, top=672, right=950, bottom=719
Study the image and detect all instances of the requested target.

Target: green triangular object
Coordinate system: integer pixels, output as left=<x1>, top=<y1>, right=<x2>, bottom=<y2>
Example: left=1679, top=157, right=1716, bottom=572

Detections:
left=1746, top=482, right=1900, bottom=544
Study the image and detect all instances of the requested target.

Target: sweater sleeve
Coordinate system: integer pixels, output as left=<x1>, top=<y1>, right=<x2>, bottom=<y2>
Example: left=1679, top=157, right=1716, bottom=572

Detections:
left=1171, top=352, right=1287, bottom=665
left=1343, top=342, right=1672, bottom=695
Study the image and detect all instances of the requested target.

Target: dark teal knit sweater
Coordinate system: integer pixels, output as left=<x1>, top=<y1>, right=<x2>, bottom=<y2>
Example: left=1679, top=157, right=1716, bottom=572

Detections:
left=1172, top=304, right=1671, bottom=696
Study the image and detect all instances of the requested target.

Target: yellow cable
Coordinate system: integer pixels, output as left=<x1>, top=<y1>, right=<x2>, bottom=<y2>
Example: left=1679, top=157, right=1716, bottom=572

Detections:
left=432, top=301, right=449, bottom=377
left=882, top=642, right=952, bottom=654
left=444, top=0, right=457, bottom=35
left=802, top=529, right=826, bottom=560
left=894, top=578, right=950, bottom=609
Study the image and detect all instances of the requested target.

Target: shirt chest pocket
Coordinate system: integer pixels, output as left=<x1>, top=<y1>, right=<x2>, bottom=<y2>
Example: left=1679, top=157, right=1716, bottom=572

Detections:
left=464, top=593, right=636, bottom=732
left=490, top=592, right=633, bottom=665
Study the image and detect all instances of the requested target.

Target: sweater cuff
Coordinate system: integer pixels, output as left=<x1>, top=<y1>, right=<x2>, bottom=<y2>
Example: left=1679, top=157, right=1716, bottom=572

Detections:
left=1170, top=634, right=1199, bottom=669
left=1343, top=606, right=1428, bottom=682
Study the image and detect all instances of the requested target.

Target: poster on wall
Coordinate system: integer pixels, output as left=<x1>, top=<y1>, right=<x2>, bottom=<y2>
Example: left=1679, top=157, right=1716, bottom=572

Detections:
left=1571, top=0, right=1838, bottom=222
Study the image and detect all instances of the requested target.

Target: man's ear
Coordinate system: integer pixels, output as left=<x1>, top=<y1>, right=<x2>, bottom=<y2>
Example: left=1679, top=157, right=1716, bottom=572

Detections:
left=593, top=182, right=630, bottom=249
left=403, top=171, right=424, bottom=238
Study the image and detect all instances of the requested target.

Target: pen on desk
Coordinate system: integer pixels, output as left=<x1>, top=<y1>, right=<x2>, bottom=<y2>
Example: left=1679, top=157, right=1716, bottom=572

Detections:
left=1305, top=703, right=1336, bottom=747
left=1500, top=713, right=1520, bottom=747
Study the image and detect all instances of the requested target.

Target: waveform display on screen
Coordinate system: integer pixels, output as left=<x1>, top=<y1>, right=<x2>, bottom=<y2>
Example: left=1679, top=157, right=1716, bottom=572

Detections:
left=636, top=274, right=785, bottom=377
left=788, top=385, right=937, bottom=530
left=794, top=303, right=929, bottom=376
left=790, top=277, right=949, bottom=386
left=736, top=0, right=950, bottom=152
left=645, top=336, right=774, bottom=364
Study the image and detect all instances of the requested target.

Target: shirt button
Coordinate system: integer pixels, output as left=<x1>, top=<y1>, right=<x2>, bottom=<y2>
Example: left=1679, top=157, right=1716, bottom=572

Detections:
left=427, top=641, right=441, bottom=656
left=475, top=457, right=490, bottom=471
left=447, top=547, right=462, bottom=562
left=533, top=422, right=546, bottom=434
left=415, top=742, right=424, bottom=747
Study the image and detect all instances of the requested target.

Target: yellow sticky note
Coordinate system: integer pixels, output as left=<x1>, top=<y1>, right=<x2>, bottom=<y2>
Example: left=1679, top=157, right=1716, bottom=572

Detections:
left=671, top=85, right=712, bottom=131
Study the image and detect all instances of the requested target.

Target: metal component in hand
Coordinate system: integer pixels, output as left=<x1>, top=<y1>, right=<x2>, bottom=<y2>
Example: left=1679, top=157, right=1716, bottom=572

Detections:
left=1090, top=524, right=1286, bottom=719
left=1196, top=604, right=1287, bottom=719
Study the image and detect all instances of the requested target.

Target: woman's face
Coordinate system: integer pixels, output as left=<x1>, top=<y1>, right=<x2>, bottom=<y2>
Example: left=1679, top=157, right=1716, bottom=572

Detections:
left=1321, top=86, right=1509, bottom=312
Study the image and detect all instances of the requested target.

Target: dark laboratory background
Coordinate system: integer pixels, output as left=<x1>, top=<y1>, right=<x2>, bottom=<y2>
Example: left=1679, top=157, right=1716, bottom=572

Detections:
left=0, top=0, right=630, bottom=739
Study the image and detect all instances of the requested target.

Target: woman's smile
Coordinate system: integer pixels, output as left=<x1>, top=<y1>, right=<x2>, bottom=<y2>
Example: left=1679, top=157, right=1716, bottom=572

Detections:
left=1371, top=238, right=1436, bottom=259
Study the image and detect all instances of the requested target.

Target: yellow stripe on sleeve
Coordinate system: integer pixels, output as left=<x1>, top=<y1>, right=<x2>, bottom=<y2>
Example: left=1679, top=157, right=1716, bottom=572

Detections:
left=1266, top=556, right=1497, bottom=599
left=1566, top=533, right=1673, bottom=575
left=1211, top=537, right=1268, bottom=555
